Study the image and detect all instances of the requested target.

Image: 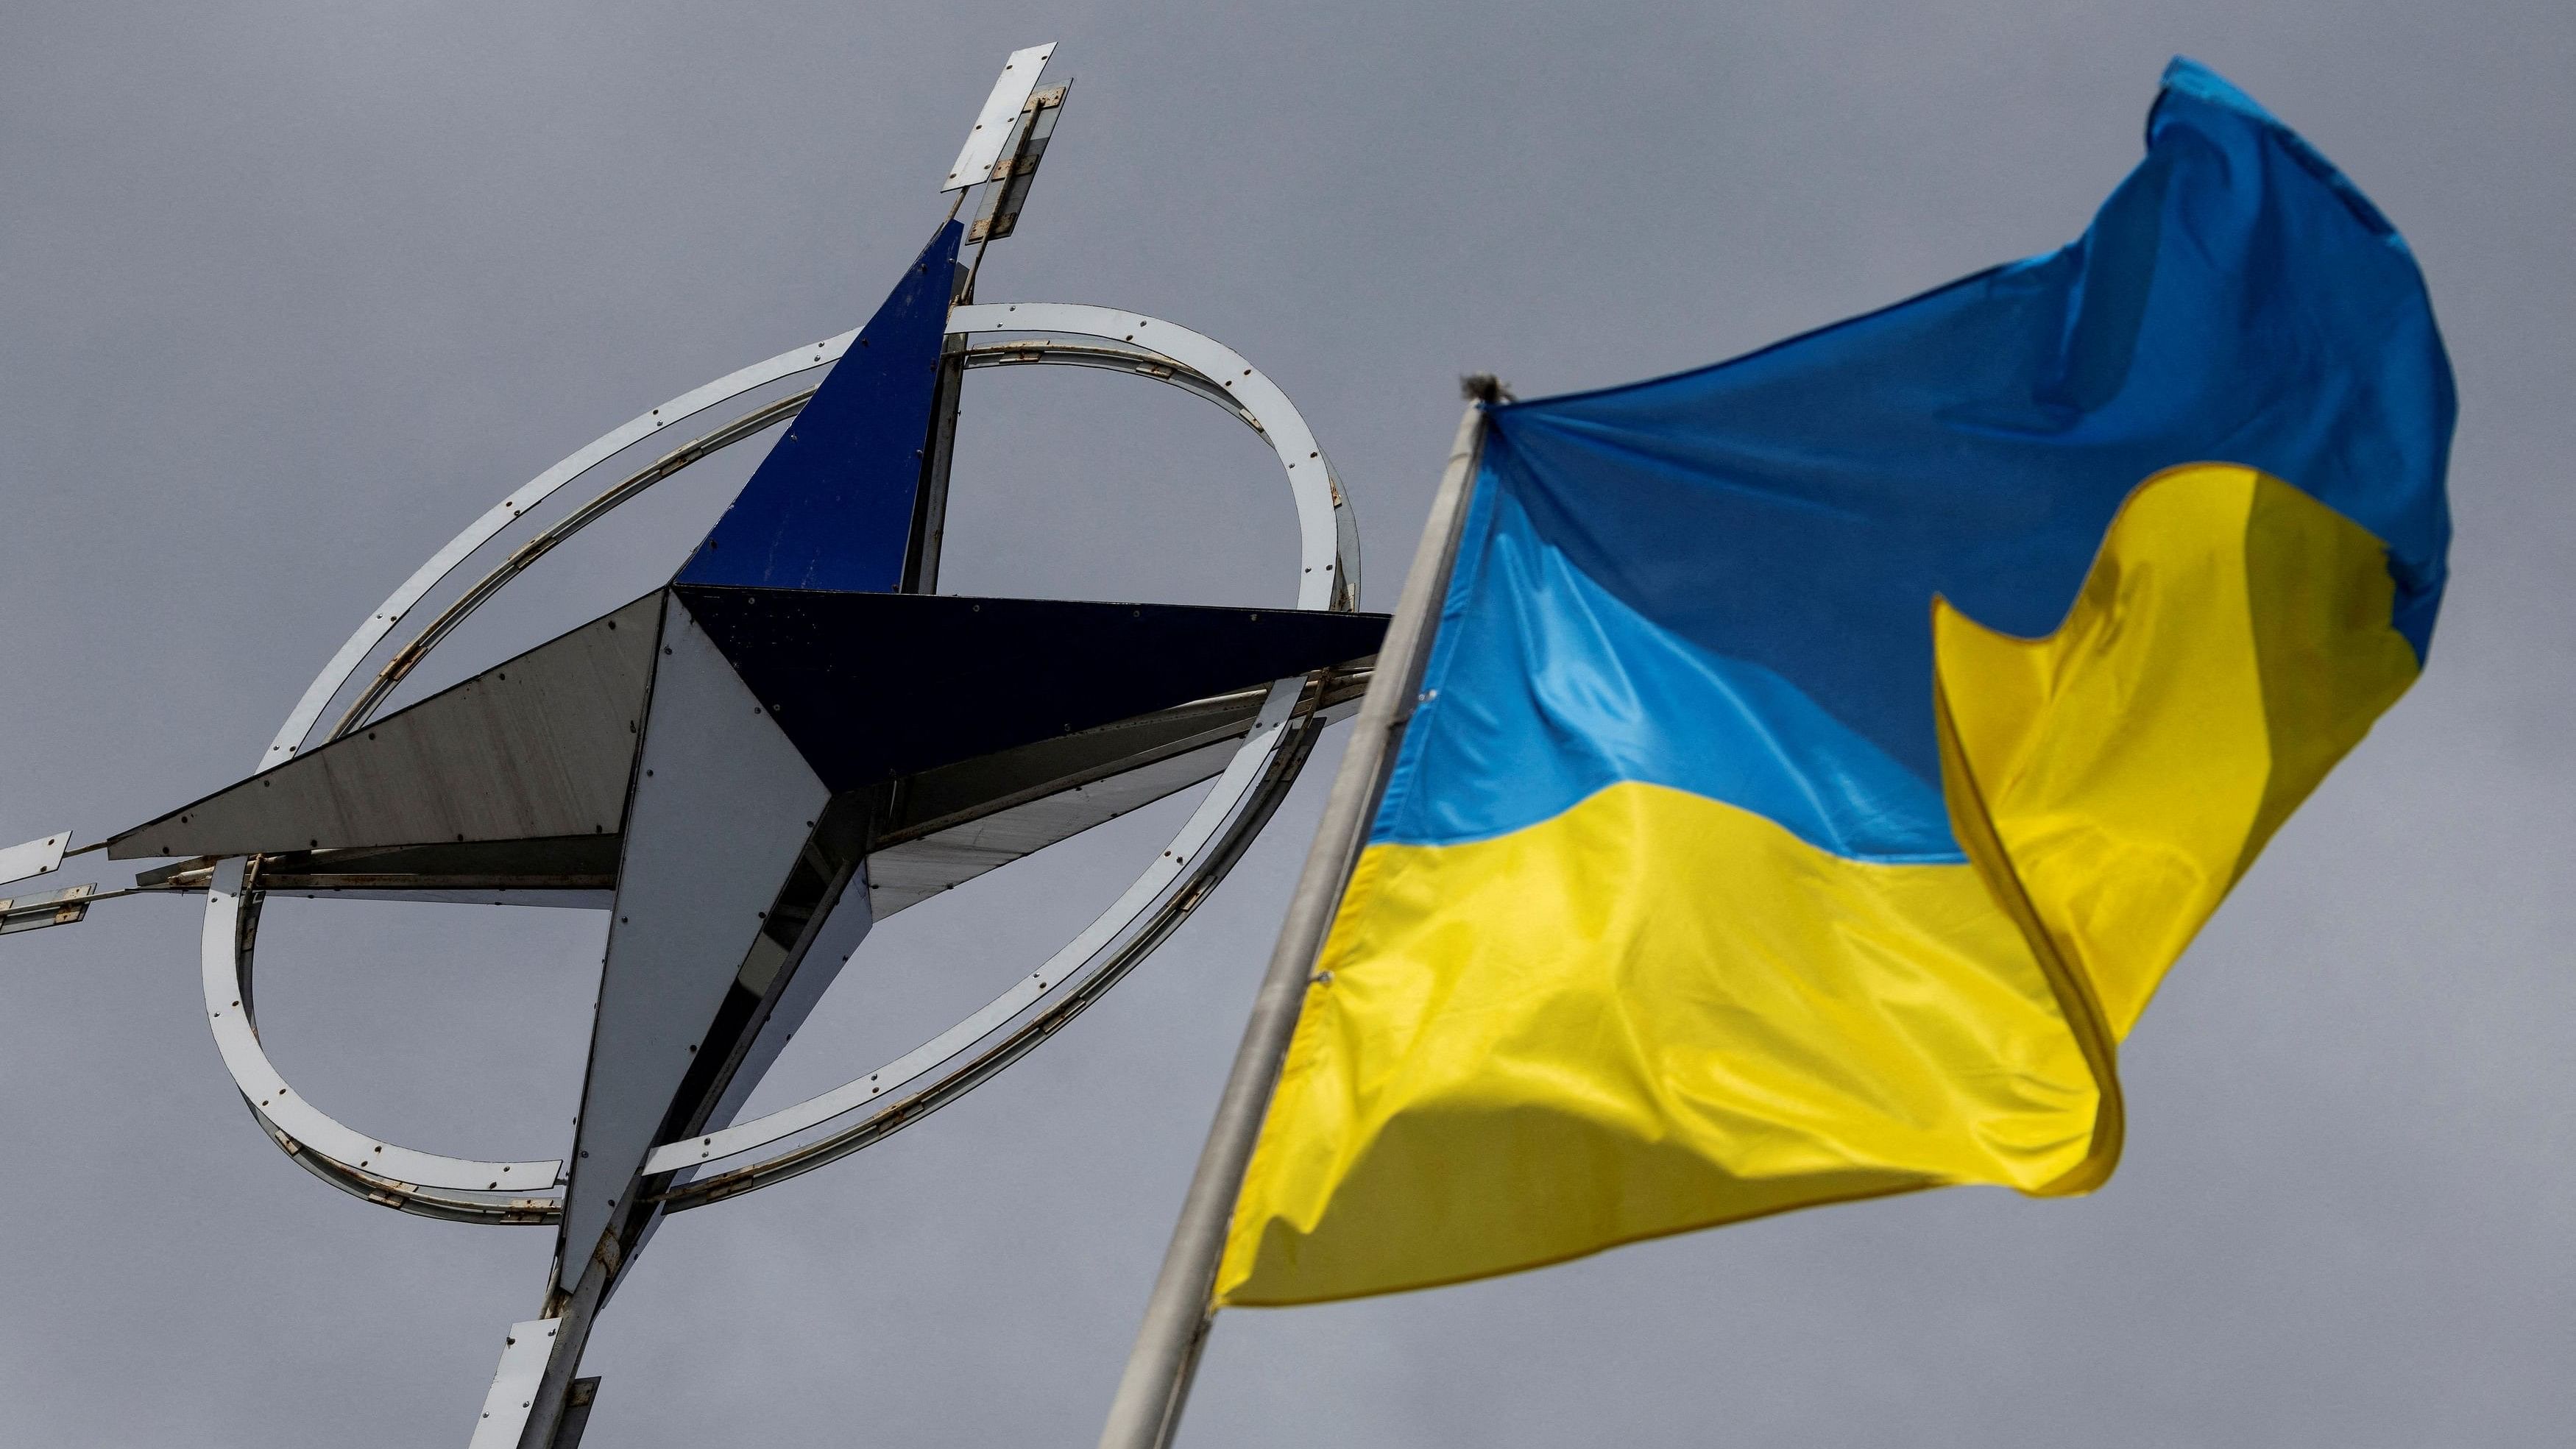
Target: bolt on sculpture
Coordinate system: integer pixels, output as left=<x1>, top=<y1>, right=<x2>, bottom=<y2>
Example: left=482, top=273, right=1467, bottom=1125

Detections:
left=0, top=44, right=1383, bottom=1448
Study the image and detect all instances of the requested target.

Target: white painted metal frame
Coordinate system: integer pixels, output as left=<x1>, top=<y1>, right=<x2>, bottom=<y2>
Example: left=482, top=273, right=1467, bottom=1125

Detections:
left=944, top=44, right=1058, bottom=191
left=0, top=831, right=70, bottom=888
left=199, top=305, right=1360, bottom=1221
left=952, top=304, right=1359, bottom=612
left=467, top=1319, right=561, bottom=1449
left=205, top=857, right=565, bottom=1215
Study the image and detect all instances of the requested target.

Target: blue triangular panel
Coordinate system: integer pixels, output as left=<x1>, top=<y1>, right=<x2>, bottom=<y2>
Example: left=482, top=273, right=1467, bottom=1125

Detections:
left=678, top=222, right=962, bottom=592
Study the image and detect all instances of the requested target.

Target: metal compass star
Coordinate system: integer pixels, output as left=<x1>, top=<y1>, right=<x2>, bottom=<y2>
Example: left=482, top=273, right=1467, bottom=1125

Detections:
left=4, top=45, right=1384, bottom=1448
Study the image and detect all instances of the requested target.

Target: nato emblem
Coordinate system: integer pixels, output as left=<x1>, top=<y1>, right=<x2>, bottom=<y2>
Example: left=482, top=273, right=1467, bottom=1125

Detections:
left=2, top=46, right=1381, bottom=1448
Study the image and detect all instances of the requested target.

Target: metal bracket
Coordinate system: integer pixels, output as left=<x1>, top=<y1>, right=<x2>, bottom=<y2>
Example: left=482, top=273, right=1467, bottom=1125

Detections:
left=0, top=882, right=93, bottom=935
left=552, top=1378, right=600, bottom=1449
left=969, top=81, right=1071, bottom=243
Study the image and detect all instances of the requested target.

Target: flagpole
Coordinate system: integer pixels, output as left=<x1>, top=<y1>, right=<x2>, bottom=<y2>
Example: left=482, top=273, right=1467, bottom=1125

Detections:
left=1097, top=380, right=1501, bottom=1449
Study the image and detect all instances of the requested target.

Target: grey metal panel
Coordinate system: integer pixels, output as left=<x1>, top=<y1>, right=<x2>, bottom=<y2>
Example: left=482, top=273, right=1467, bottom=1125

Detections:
left=555, top=592, right=827, bottom=1294
left=468, top=1319, right=561, bottom=1449
left=864, top=671, right=1371, bottom=918
left=266, top=888, right=614, bottom=910
left=138, top=837, right=613, bottom=889
left=700, top=874, right=873, bottom=1135
left=0, top=831, right=69, bottom=887
left=898, top=336, right=967, bottom=594
left=882, top=688, right=1264, bottom=842
left=113, top=593, right=662, bottom=861
left=942, top=43, right=1055, bottom=191
left=275, top=837, right=617, bottom=905
left=869, top=738, right=1240, bottom=918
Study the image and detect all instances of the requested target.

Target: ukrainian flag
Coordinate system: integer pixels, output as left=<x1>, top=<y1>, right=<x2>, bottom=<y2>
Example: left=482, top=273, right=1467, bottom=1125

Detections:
left=1218, top=60, right=2452, bottom=1305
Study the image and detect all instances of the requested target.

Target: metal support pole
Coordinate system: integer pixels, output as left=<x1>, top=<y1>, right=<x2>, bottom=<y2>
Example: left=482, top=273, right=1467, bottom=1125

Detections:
left=512, top=1261, right=607, bottom=1449
left=1097, top=383, right=1498, bottom=1449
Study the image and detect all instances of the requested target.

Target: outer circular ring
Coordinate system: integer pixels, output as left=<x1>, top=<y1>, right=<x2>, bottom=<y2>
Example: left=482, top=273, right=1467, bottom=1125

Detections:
left=200, top=308, right=1361, bottom=1222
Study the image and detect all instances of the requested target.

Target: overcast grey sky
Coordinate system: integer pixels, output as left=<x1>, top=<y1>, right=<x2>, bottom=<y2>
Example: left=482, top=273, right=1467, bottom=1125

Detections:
left=2, top=2, right=2570, bottom=1445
